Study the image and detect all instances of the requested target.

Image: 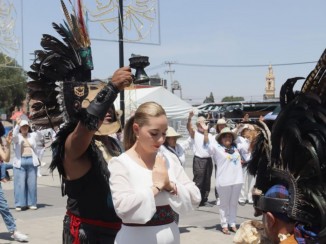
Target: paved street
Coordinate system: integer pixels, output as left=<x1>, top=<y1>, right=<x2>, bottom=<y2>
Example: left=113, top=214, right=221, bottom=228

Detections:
left=0, top=147, right=260, bottom=244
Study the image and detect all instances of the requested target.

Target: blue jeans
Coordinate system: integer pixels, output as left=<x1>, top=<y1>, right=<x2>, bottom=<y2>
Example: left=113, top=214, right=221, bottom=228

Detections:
left=0, top=163, right=13, bottom=180
left=0, top=183, right=16, bottom=232
left=13, top=156, right=38, bottom=207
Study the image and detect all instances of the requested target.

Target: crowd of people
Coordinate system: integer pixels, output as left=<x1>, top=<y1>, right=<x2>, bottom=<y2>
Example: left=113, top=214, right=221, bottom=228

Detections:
left=186, top=112, right=257, bottom=235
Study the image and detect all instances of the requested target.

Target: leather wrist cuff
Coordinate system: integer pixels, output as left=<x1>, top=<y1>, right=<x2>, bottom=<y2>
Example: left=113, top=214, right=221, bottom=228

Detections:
left=86, top=82, right=119, bottom=121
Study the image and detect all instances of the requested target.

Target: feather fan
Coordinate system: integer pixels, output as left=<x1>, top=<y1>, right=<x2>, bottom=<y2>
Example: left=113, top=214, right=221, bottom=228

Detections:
left=27, top=0, right=92, bottom=130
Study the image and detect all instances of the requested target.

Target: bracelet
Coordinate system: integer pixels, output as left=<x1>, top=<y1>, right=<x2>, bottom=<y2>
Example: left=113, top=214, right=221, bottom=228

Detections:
left=153, top=186, right=161, bottom=192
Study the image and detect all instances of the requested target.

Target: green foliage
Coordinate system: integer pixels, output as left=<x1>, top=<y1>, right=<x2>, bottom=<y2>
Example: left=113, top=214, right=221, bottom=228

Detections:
left=0, top=53, right=27, bottom=116
left=203, top=92, right=215, bottom=103
left=221, top=96, right=244, bottom=102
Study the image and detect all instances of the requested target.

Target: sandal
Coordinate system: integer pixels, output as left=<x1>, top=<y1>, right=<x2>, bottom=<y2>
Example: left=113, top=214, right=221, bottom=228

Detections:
left=230, top=226, right=237, bottom=232
left=222, top=228, right=230, bottom=235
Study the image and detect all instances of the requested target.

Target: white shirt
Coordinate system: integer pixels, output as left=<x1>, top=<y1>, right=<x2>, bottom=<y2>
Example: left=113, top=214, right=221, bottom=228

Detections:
left=208, top=141, right=244, bottom=187
left=235, top=136, right=252, bottom=162
left=108, top=147, right=201, bottom=244
left=192, top=130, right=214, bottom=158
left=12, top=125, right=43, bottom=168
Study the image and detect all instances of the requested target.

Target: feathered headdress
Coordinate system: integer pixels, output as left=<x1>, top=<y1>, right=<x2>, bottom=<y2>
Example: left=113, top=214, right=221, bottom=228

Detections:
left=248, top=49, right=326, bottom=240
left=27, top=0, right=94, bottom=129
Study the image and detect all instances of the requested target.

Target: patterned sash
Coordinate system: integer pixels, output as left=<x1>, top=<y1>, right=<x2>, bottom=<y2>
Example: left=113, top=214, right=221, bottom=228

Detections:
left=123, top=205, right=175, bottom=226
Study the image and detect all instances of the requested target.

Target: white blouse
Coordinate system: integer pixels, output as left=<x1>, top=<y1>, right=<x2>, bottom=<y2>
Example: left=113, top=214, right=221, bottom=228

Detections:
left=108, top=147, right=201, bottom=244
left=208, top=141, right=244, bottom=187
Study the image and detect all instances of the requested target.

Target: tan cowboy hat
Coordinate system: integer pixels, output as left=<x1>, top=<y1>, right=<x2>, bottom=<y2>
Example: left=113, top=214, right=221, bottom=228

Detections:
left=95, top=121, right=121, bottom=136
left=216, top=118, right=226, bottom=125
left=237, top=124, right=255, bottom=135
left=94, top=103, right=122, bottom=136
left=166, top=126, right=181, bottom=138
left=216, top=127, right=237, bottom=142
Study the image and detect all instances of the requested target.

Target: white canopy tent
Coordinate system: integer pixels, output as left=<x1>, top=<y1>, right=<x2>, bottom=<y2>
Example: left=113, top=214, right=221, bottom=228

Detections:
left=114, top=86, right=193, bottom=121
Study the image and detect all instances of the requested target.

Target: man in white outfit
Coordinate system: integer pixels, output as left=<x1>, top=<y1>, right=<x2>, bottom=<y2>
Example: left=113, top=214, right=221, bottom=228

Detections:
left=187, top=111, right=214, bottom=206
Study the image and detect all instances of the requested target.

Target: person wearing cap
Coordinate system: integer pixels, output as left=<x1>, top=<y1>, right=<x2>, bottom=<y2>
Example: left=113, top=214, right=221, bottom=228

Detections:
left=163, top=126, right=192, bottom=167
left=12, top=117, right=43, bottom=211
left=256, top=185, right=297, bottom=243
left=187, top=111, right=214, bottom=206
left=205, top=126, right=243, bottom=234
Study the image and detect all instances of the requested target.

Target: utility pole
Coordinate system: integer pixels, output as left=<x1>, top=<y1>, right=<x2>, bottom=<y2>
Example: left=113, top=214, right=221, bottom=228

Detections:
left=118, top=0, right=125, bottom=126
left=164, top=61, right=175, bottom=91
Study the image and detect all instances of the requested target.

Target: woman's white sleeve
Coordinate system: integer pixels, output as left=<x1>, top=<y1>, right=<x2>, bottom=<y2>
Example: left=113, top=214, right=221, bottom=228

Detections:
left=179, top=136, right=193, bottom=151
left=109, top=158, right=156, bottom=224
left=166, top=153, right=201, bottom=214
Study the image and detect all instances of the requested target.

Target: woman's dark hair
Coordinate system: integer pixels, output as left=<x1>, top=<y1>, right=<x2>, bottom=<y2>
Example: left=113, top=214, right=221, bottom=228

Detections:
left=0, top=121, right=5, bottom=137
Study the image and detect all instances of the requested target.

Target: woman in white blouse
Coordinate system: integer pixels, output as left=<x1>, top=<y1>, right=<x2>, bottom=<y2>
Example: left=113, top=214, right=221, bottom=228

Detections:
left=109, top=102, right=201, bottom=244
left=205, top=126, right=243, bottom=235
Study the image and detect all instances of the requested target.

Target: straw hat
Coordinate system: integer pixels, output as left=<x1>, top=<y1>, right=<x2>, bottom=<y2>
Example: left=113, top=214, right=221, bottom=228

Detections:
left=95, top=121, right=121, bottom=136
left=166, top=126, right=181, bottom=138
left=237, top=124, right=255, bottom=135
left=216, top=118, right=226, bottom=125
left=216, top=127, right=237, bottom=142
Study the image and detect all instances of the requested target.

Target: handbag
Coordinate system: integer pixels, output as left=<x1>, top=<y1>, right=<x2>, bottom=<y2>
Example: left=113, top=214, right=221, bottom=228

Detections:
left=21, top=136, right=41, bottom=166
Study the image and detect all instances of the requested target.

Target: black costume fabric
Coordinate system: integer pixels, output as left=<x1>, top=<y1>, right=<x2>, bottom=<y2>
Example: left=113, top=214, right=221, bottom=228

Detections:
left=248, top=49, right=326, bottom=242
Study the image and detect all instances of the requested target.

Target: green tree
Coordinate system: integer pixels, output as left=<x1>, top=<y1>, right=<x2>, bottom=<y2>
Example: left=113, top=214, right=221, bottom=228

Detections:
left=221, top=96, right=244, bottom=102
left=203, top=92, right=215, bottom=103
left=0, top=53, right=27, bottom=116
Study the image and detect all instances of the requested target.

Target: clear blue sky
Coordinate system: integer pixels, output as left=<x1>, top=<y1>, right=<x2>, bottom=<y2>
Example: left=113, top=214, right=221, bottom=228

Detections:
left=10, top=0, right=326, bottom=104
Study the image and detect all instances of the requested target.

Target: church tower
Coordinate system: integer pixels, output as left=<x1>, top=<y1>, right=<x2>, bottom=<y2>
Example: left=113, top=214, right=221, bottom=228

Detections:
left=264, top=64, right=275, bottom=100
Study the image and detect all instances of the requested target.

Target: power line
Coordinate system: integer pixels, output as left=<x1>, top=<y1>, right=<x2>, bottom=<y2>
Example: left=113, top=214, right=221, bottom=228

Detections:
left=147, top=63, right=165, bottom=71
left=173, top=61, right=317, bottom=68
left=147, top=61, right=317, bottom=70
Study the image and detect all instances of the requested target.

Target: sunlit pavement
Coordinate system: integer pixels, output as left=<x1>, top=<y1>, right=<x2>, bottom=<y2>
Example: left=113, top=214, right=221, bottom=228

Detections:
left=0, top=147, right=260, bottom=244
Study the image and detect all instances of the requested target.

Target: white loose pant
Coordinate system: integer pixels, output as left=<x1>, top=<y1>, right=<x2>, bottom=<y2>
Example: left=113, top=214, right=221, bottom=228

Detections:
left=239, top=167, right=255, bottom=203
left=217, top=184, right=242, bottom=228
